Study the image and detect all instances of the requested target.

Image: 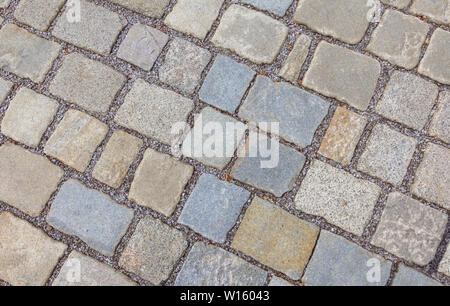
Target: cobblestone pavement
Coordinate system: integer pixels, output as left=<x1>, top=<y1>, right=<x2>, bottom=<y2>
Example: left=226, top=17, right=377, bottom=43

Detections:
left=0, top=0, right=449, bottom=286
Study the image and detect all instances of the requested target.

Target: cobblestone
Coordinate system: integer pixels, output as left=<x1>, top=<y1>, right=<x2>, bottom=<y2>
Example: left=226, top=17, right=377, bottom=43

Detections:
left=409, top=0, right=450, bottom=25
left=278, top=35, right=311, bottom=82
left=14, top=0, right=65, bottom=32
left=0, top=78, right=12, bottom=105
left=418, top=28, right=450, bottom=85
left=242, top=0, right=293, bottom=16
left=429, top=91, right=450, bottom=143
left=392, top=265, right=442, bottom=286
left=109, top=0, right=170, bottom=18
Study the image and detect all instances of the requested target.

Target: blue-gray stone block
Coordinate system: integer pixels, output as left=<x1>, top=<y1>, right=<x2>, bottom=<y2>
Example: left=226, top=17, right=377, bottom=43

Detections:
left=392, top=265, right=441, bottom=286
left=199, top=55, right=255, bottom=113
left=242, top=0, right=294, bottom=16
left=47, top=180, right=134, bottom=256
left=178, top=174, right=250, bottom=243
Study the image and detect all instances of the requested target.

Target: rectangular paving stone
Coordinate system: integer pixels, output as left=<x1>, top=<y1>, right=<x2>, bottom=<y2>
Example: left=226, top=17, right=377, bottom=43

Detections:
left=357, top=124, right=417, bottom=185
left=295, top=160, right=381, bottom=236
left=302, top=231, right=391, bottom=286
left=304, top=42, right=380, bottom=111
left=0, top=78, right=12, bottom=105
left=392, top=265, right=441, bottom=286
left=411, top=143, right=450, bottom=209
left=268, top=277, right=293, bottom=286
left=367, top=10, right=429, bottom=69
left=294, top=0, right=372, bottom=44
left=199, top=54, right=255, bottom=113
left=319, top=107, right=367, bottom=165
left=175, top=242, right=268, bottom=286
left=409, top=0, right=450, bottom=25
left=44, top=109, right=109, bottom=172
left=239, top=76, right=329, bottom=148
left=110, top=0, right=170, bottom=18
left=438, top=249, right=450, bottom=277
left=376, top=71, right=439, bottom=130
left=1, top=87, right=58, bottom=147
left=372, top=192, right=447, bottom=266
left=381, top=0, right=411, bottom=8
left=114, top=79, right=194, bottom=145
left=242, top=0, right=293, bottom=16
left=0, top=24, right=61, bottom=83
left=0, top=212, right=66, bottom=286
left=93, top=130, right=143, bottom=188
left=212, top=5, right=288, bottom=64
left=48, top=179, right=134, bottom=256
left=129, top=149, right=193, bottom=217
left=49, top=53, right=126, bottom=113
left=117, top=24, right=168, bottom=71
left=53, top=251, right=135, bottom=286
left=418, top=28, right=450, bottom=85
left=429, top=91, right=450, bottom=143
left=179, top=174, right=250, bottom=243
left=14, top=0, right=65, bottom=31
left=232, top=197, right=319, bottom=280
left=119, top=216, right=188, bottom=285
left=278, top=34, right=311, bottom=82
left=0, top=143, right=63, bottom=217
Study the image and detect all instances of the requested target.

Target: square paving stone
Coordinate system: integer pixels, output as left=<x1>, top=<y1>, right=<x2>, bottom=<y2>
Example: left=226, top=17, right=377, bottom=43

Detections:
left=367, top=10, right=429, bottom=69
left=295, top=160, right=381, bottom=235
left=372, top=192, right=447, bottom=266
left=49, top=53, right=126, bottom=113
left=294, top=0, right=372, bottom=44
left=409, top=0, right=450, bottom=25
left=239, top=76, right=329, bottom=148
left=199, top=54, right=255, bottom=113
left=381, top=0, right=411, bottom=8
left=429, top=91, right=450, bottom=143
left=114, top=79, right=194, bottom=145
left=179, top=174, right=250, bottom=243
left=0, top=24, right=61, bottom=83
left=376, top=71, right=439, bottom=130
left=0, top=143, right=63, bottom=217
left=0, top=78, right=12, bottom=105
left=165, top=0, right=223, bottom=40
left=175, top=242, right=268, bottom=286
left=0, top=212, right=66, bottom=286
left=411, top=143, right=450, bottom=209
left=212, top=5, right=288, bottom=64
left=129, top=149, right=193, bottom=217
left=357, top=124, right=417, bottom=185
left=53, top=251, right=135, bottom=286
left=268, top=277, right=293, bottom=286
left=319, top=107, right=367, bottom=165
left=438, top=249, right=450, bottom=277
left=47, top=179, right=134, bottom=256
left=232, top=132, right=306, bottom=197
left=278, top=34, right=311, bottom=82
left=303, top=41, right=380, bottom=111
left=44, top=109, right=109, bottom=172
left=302, top=231, right=391, bottom=286
left=119, top=216, right=188, bottom=285
left=232, top=197, right=319, bottom=280
left=181, top=107, right=246, bottom=169
left=93, top=130, right=143, bottom=189
left=1, top=87, right=58, bottom=147
left=110, top=0, right=170, bottom=18
left=242, top=0, right=293, bottom=16
left=14, top=0, right=65, bottom=31
left=392, top=265, right=442, bottom=286
left=418, top=28, right=450, bottom=85
left=117, top=24, right=168, bottom=71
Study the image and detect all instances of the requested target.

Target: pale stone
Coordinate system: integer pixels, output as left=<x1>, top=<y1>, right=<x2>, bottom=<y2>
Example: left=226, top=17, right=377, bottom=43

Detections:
left=381, top=0, right=411, bottom=8
left=0, top=0, right=11, bottom=8
left=269, top=277, right=293, bottom=286
left=429, top=91, right=450, bottom=143
left=393, top=265, right=442, bottom=286
left=409, top=0, right=450, bottom=25
left=242, top=0, right=294, bottom=16
left=418, top=28, right=450, bottom=85
left=15, top=0, right=65, bottom=31
left=0, top=78, right=12, bottom=105
left=438, top=248, right=450, bottom=276
left=110, top=0, right=170, bottom=18
left=279, top=35, right=311, bottom=82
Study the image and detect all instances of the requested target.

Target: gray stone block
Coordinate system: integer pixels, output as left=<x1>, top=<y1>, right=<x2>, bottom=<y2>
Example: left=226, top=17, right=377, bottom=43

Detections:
left=392, top=265, right=441, bottom=286
left=242, top=0, right=293, bottom=16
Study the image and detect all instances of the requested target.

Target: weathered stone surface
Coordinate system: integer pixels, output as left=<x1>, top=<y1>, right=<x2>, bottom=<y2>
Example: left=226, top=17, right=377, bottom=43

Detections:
left=438, top=249, right=450, bottom=276
left=409, top=0, right=450, bottom=25
left=392, top=265, right=442, bottom=286
left=0, top=24, right=61, bottom=83
left=233, top=198, right=319, bottom=280
left=53, top=0, right=126, bottom=55
left=93, top=130, right=143, bottom=188
left=268, top=277, right=293, bottom=286
left=129, top=149, right=193, bottom=217
left=110, top=0, right=170, bottom=18
left=377, top=71, right=439, bottom=130
left=159, top=38, right=211, bottom=93
left=117, top=24, right=168, bottom=70
left=15, top=0, right=65, bottom=31
left=239, top=76, right=329, bottom=147
left=303, top=231, right=391, bottom=286
left=304, top=42, right=380, bottom=110
left=48, top=180, right=134, bottom=256
left=0, top=78, right=12, bottom=105
left=295, top=160, right=381, bottom=235
left=381, top=0, right=411, bottom=8
left=372, top=192, right=447, bottom=265
left=294, top=0, right=372, bottom=44
left=0, top=0, right=10, bottom=8
left=357, top=124, right=417, bottom=185
left=165, top=0, right=223, bottom=40
left=179, top=174, right=250, bottom=243
left=411, top=143, right=450, bottom=209
left=50, top=53, right=126, bottom=113
left=367, top=10, right=429, bottom=69
left=53, top=251, right=135, bottom=286
left=278, top=35, right=311, bottom=82
left=175, top=242, right=267, bottom=286
left=0, top=212, right=66, bottom=286
left=242, top=0, right=293, bottom=16
left=2, top=88, right=58, bottom=147
left=429, top=91, right=450, bottom=143
left=319, top=107, right=367, bottom=165
left=418, top=28, right=450, bottom=85
left=45, top=109, right=108, bottom=172
left=212, top=5, right=288, bottom=64
left=199, top=54, right=255, bottom=113
left=0, top=143, right=63, bottom=217
left=119, top=216, right=188, bottom=285
left=115, top=79, right=194, bottom=145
